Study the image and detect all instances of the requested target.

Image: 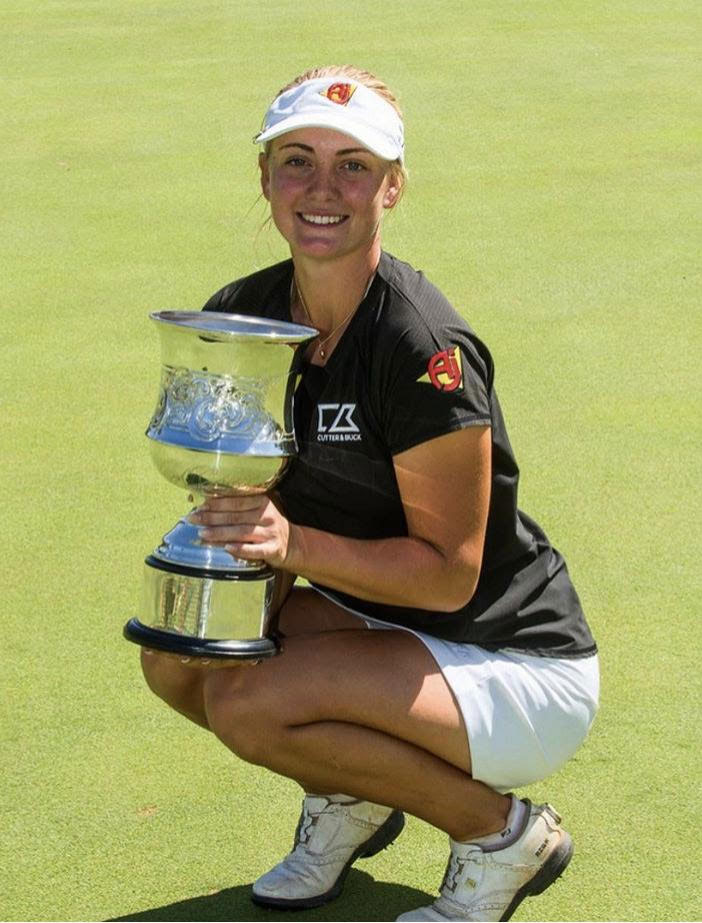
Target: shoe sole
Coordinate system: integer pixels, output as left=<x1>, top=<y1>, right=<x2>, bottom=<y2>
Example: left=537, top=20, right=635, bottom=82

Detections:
left=251, top=809, right=406, bottom=910
left=499, top=832, right=574, bottom=922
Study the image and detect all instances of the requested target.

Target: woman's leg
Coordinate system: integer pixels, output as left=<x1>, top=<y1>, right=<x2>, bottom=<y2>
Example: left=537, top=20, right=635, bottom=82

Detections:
left=200, top=593, right=509, bottom=841
left=141, top=586, right=508, bottom=838
left=138, top=587, right=363, bottom=730
left=140, top=587, right=574, bottom=921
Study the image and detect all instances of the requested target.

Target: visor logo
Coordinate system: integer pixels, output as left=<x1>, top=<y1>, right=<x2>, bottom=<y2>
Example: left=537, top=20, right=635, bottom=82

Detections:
left=321, top=83, right=357, bottom=106
left=419, top=347, right=464, bottom=392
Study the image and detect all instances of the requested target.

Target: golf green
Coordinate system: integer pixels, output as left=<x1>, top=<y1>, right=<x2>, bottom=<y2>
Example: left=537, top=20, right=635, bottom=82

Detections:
left=2, top=1, right=699, bottom=920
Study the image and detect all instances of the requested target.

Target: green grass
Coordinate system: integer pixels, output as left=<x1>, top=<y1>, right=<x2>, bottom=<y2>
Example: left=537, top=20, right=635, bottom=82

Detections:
left=2, top=1, right=700, bottom=920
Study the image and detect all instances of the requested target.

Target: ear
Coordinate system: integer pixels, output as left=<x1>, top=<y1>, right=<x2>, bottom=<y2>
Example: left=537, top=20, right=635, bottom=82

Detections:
left=259, top=152, right=271, bottom=201
left=382, top=180, right=401, bottom=210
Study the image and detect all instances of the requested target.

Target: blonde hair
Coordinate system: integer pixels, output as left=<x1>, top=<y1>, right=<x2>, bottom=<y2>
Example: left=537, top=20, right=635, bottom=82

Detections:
left=263, top=64, right=408, bottom=196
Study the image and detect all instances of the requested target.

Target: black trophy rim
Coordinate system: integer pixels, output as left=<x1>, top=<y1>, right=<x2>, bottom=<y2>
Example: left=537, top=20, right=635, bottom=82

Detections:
left=123, top=618, right=279, bottom=660
left=144, top=555, right=274, bottom=582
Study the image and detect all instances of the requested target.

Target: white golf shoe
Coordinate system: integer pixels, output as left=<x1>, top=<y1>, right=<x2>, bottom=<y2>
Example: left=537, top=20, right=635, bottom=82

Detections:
left=396, top=800, right=573, bottom=922
left=252, top=794, right=405, bottom=909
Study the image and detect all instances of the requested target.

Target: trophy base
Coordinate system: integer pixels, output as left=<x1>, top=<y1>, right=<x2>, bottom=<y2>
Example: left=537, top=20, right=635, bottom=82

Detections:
left=124, top=555, right=280, bottom=661
left=123, top=618, right=278, bottom=660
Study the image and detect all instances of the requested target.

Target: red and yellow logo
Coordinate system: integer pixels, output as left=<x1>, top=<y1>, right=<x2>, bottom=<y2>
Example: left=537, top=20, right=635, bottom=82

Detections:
left=418, top=347, right=463, bottom=392
left=321, top=83, right=357, bottom=106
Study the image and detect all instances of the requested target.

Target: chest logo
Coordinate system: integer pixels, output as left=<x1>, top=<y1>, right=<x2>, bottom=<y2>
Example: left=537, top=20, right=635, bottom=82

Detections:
left=316, top=403, right=362, bottom=442
left=418, top=346, right=463, bottom=392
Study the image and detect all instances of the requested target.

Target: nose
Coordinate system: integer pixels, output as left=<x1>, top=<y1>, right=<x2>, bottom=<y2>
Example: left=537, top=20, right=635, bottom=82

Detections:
left=306, top=164, right=340, bottom=200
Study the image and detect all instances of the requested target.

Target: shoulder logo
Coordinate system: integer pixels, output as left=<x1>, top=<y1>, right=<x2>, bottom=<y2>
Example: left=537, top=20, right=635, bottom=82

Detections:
left=418, top=347, right=463, bottom=392
left=320, top=83, right=357, bottom=106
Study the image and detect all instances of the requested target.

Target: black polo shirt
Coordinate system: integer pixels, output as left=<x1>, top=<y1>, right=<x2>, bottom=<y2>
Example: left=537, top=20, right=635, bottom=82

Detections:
left=203, top=251, right=597, bottom=657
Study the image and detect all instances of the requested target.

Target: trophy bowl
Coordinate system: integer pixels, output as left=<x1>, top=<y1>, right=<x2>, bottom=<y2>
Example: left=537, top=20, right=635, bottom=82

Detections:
left=123, top=311, right=317, bottom=661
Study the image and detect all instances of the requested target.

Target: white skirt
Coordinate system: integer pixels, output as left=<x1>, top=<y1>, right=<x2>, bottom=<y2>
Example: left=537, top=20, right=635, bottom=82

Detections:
left=316, top=590, right=600, bottom=793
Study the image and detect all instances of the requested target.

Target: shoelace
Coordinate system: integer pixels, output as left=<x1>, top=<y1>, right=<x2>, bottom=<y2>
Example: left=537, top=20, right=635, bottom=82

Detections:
left=295, top=804, right=316, bottom=847
left=441, top=853, right=467, bottom=894
left=293, top=798, right=339, bottom=849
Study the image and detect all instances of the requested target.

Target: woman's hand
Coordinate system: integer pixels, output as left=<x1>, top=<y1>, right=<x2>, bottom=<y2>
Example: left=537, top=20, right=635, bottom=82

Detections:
left=189, top=494, right=298, bottom=571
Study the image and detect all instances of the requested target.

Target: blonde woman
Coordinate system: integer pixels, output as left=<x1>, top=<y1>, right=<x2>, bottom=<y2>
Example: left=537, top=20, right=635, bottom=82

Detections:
left=141, top=66, right=599, bottom=922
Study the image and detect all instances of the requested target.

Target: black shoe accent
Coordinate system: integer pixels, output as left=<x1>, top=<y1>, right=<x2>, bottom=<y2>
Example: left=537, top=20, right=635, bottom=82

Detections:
left=250, top=809, right=405, bottom=910
left=499, top=833, right=574, bottom=922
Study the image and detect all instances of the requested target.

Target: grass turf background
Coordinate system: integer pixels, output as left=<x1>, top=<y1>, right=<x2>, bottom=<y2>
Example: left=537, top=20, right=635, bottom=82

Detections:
left=2, top=1, right=700, bottom=920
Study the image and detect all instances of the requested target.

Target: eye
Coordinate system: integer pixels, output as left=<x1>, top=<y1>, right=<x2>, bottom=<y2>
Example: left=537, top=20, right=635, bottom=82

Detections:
left=284, top=156, right=309, bottom=167
left=342, top=160, right=367, bottom=173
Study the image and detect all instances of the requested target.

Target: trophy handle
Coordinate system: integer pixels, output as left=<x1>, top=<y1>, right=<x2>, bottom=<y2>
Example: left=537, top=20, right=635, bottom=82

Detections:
left=285, top=344, right=308, bottom=453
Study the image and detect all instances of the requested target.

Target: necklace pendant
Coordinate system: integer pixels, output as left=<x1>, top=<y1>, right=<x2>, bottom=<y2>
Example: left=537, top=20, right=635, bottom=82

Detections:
left=319, top=346, right=326, bottom=359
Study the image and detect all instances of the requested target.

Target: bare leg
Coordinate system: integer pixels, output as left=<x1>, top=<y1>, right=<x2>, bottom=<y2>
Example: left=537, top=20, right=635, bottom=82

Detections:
left=203, top=595, right=509, bottom=840
left=141, top=587, right=509, bottom=840
left=139, top=587, right=361, bottom=728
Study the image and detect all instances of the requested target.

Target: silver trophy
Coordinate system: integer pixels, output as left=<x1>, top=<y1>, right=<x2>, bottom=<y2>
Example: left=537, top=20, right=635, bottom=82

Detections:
left=123, top=311, right=316, bottom=661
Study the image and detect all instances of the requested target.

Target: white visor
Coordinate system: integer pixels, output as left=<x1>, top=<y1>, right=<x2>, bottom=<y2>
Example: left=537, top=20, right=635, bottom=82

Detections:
left=254, top=77, right=404, bottom=163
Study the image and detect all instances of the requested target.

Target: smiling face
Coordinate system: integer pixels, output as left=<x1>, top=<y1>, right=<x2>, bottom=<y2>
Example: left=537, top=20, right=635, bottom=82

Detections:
left=259, top=127, right=400, bottom=265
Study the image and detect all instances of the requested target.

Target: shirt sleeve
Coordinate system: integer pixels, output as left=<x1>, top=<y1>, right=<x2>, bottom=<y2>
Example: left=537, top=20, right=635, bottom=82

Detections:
left=377, top=313, right=493, bottom=456
left=201, top=281, right=245, bottom=313
left=200, top=261, right=293, bottom=319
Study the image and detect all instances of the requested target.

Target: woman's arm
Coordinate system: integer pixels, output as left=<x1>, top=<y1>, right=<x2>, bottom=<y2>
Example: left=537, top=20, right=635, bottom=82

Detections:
left=191, top=425, right=491, bottom=613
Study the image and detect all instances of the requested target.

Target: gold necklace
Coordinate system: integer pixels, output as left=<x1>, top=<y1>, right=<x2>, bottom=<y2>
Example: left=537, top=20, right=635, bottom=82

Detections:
left=294, top=277, right=365, bottom=360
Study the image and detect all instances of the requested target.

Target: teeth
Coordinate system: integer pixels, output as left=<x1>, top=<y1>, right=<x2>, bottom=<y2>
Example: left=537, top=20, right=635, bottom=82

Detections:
left=301, top=213, right=344, bottom=225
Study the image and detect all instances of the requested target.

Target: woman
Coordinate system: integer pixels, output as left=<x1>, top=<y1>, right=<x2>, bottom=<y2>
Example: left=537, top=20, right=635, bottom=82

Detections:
left=141, top=66, right=599, bottom=922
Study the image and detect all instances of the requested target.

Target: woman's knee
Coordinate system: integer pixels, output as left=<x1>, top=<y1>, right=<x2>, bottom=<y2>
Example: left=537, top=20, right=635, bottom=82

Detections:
left=141, top=648, right=185, bottom=695
left=202, top=666, right=279, bottom=765
left=140, top=650, right=208, bottom=722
